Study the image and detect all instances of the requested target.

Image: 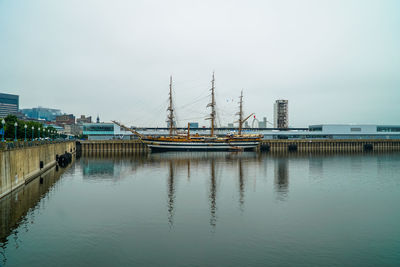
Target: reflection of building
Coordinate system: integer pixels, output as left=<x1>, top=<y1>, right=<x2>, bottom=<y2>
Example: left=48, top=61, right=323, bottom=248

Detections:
left=274, top=159, right=289, bottom=200
left=82, top=159, right=115, bottom=177
left=274, top=100, right=288, bottom=128
left=0, top=93, right=19, bottom=118
left=21, top=107, right=61, bottom=121
left=83, top=122, right=135, bottom=140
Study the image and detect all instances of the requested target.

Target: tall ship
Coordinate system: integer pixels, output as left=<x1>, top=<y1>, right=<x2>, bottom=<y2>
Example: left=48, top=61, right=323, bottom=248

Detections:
left=115, top=74, right=262, bottom=152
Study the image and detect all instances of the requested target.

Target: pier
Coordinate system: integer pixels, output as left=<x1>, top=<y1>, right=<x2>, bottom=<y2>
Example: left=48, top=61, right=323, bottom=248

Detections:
left=260, top=139, right=400, bottom=153
left=78, top=140, right=149, bottom=153
left=78, top=139, right=400, bottom=153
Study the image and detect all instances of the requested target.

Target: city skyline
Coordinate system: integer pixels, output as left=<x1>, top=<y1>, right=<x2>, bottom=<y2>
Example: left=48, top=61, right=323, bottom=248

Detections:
left=1, top=0, right=399, bottom=127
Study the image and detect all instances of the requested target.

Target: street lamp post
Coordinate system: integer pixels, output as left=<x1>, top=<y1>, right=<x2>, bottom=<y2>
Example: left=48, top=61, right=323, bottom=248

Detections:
left=38, top=128, right=41, bottom=140
left=32, top=126, right=34, bottom=141
left=24, top=124, right=27, bottom=141
left=1, top=119, right=5, bottom=142
left=14, top=122, right=18, bottom=142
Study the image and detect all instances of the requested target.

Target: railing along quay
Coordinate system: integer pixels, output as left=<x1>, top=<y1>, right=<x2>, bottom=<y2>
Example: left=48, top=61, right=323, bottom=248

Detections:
left=0, top=140, right=73, bottom=151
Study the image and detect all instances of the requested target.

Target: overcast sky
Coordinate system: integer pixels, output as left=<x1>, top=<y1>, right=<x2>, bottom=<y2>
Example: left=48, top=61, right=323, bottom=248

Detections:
left=0, top=0, right=399, bottom=127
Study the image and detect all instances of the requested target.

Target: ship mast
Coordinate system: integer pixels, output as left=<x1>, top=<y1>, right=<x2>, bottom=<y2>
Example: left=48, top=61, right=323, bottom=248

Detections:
left=236, top=90, right=254, bottom=136
left=237, top=90, right=244, bottom=136
left=207, top=73, right=216, bottom=136
left=167, top=76, right=175, bottom=136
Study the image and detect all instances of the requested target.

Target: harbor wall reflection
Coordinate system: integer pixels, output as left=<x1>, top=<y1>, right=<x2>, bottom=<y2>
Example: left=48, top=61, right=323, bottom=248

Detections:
left=0, top=163, right=71, bottom=264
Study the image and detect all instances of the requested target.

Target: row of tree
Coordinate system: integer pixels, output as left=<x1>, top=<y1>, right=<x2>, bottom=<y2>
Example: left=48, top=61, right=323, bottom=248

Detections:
left=0, top=115, right=60, bottom=141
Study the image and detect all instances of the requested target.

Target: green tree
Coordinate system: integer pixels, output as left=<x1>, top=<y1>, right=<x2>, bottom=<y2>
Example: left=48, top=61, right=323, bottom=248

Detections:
left=1, top=115, right=45, bottom=141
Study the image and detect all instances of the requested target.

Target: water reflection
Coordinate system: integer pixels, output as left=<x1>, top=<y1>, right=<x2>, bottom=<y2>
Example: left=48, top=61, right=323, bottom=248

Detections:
left=309, top=156, right=324, bottom=180
left=209, top=159, right=217, bottom=227
left=167, top=161, right=175, bottom=226
left=274, top=159, right=289, bottom=201
left=0, top=165, right=70, bottom=265
left=80, top=152, right=147, bottom=182
left=2, top=151, right=400, bottom=266
left=238, top=159, right=245, bottom=210
left=148, top=153, right=258, bottom=227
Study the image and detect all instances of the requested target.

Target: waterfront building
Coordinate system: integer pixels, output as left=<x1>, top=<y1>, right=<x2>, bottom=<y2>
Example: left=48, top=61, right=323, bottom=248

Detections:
left=266, top=124, right=400, bottom=139
left=189, top=122, right=199, bottom=128
left=258, top=117, right=268, bottom=128
left=83, top=122, right=135, bottom=140
left=77, top=115, right=92, bottom=124
left=0, top=93, right=19, bottom=118
left=62, top=124, right=82, bottom=136
left=21, top=107, right=62, bottom=121
left=56, top=114, right=75, bottom=125
left=273, top=100, right=288, bottom=128
left=133, top=124, right=400, bottom=140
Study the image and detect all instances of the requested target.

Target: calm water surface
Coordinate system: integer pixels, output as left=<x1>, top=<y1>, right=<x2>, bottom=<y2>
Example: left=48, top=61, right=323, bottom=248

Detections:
left=1, top=152, right=400, bottom=266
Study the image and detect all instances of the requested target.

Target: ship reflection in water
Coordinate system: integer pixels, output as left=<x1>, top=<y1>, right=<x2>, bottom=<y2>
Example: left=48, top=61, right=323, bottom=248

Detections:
left=1, top=151, right=400, bottom=266
left=151, top=152, right=263, bottom=227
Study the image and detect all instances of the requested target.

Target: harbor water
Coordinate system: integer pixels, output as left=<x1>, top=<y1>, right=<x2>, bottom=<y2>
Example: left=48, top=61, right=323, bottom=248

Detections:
left=1, top=152, right=400, bottom=266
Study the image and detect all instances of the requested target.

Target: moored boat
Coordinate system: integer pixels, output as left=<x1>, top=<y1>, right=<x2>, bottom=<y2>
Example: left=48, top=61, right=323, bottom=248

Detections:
left=114, top=74, right=262, bottom=152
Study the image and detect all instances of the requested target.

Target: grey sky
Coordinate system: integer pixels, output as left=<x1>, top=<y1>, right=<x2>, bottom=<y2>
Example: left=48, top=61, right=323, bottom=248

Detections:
left=1, top=0, right=399, bottom=127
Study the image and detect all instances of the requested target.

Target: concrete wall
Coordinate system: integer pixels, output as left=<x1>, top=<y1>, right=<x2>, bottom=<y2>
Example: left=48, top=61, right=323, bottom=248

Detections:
left=80, top=140, right=148, bottom=153
left=0, top=141, right=75, bottom=199
left=260, top=139, right=400, bottom=153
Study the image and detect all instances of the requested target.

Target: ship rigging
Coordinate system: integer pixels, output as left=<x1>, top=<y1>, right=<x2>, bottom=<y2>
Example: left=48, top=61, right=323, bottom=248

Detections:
left=114, top=74, right=262, bottom=152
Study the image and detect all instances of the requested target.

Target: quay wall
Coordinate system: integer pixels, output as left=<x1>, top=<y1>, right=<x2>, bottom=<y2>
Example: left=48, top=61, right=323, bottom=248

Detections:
left=79, top=139, right=400, bottom=153
left=260, top=139, right=400, bottom=153
left=0, top=141, right=76, bottom=199
left=79, top=140, right=149, bottom=153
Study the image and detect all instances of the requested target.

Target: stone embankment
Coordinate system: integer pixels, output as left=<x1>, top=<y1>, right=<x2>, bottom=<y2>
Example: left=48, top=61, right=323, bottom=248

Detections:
left=0, top=141, right=76, bottom=199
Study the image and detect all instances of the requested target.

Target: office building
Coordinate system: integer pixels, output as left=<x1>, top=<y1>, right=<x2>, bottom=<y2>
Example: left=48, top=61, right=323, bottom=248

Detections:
left=77, top=115, right=92, bottom=124
left=258, top=117, right=267, bottom=128
left=274, top=100, right=288, bottom=128
left=189, top=122, right=199, bottom=128
left=0, top=93, right=19, bottom=118
left=83, top=122, right=135, bottom=140
left=21, top=107, right=62, bottom=121
left=56, top=114, right=75, bottom=125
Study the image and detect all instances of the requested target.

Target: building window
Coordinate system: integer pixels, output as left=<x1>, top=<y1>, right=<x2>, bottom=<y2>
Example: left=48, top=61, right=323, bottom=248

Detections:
left=377, top=126, right=400, bottom=132
left=350, top=128, right=361, bottom=132
left=309, top=127, right=322, bottom=132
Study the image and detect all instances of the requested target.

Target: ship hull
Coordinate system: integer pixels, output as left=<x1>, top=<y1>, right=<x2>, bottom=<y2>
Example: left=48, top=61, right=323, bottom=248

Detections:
left=142, top=140, right=260, bottom=152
